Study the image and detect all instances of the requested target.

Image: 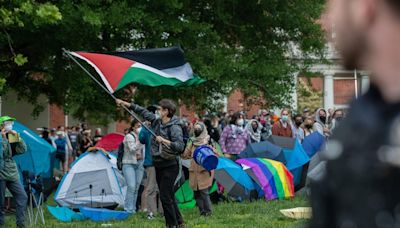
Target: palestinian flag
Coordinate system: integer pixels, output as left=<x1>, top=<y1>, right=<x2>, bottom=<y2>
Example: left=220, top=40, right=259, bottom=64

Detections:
left=69, top=46, right=205, bottom=93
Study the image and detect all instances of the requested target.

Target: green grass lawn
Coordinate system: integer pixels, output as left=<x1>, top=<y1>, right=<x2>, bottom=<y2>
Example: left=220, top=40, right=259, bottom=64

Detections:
left=4, top=196, right=309, bottom=228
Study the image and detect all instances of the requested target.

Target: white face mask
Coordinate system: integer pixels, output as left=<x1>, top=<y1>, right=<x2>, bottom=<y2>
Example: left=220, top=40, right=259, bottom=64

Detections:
left=4, top=124, right=12, bottom=132
left=155, top=111, right=161, bottom=119
left=137, top=127, right=142, bottom=133
left=237, top=119, right=244, bottom=126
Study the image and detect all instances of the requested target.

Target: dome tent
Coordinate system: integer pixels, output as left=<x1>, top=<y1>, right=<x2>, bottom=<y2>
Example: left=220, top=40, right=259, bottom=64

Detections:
left=54, top=149, right=126, bottom=209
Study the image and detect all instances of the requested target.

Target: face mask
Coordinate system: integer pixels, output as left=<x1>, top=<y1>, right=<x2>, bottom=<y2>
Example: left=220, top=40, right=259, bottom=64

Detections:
left=306, top=124, right=313, bottom=129
left=320, top=116, right=326, bottom=123
left=281, top=115, right=289, bottom=122
left=237, top=119, right=244, bottom=126
left=155, top=111, right=161, bottom=119
left=252, top=126, right=258, bottom=132
left=4, top=124, right=12, bottom=132
left=194, top=129, right=202, bottom=137
left=295, top=121, right=302, bottom=127
left=137, top=127, right=142, bottom=133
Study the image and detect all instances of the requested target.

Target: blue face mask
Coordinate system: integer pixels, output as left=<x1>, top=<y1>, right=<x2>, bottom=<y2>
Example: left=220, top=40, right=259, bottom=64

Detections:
left=281, top=115, right=289, bottom=122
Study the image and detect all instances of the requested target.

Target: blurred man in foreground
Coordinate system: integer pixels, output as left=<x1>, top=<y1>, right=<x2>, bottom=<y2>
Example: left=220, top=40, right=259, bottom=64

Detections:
left=310, top=0, right=400, bottom=227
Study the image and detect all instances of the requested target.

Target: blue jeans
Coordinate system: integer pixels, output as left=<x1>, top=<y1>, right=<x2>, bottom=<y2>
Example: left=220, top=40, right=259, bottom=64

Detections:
left=122, top=160, right=144, bottom=213
left=0, top=180, right=28, bottom=226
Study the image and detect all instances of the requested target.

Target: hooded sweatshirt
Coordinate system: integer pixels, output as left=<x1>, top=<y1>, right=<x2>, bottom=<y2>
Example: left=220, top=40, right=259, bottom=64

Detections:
left=130, top=103, right=185, bottom=168
left=313, top=108, right=329, bottom=137
left=245, top=119, right=263, bottom=143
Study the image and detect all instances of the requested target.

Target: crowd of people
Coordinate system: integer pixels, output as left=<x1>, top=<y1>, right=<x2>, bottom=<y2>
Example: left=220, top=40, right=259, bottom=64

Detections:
left=0, top=95, right=345, bottom=228
left=111, top=84, right=347, bottom=227
left=39, top=124, right=104, bottom=174
left=30, top=98, right=345, bottom=228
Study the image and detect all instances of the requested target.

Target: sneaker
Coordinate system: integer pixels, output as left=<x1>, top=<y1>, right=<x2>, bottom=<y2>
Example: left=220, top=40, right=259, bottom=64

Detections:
left=147, top=212, right=155, bottom=220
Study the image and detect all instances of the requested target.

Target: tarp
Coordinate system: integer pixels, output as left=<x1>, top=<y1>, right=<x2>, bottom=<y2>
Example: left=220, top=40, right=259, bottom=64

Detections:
left=282, top=140, right=310, bottom=190
left=237, top=158, right=294, bottom=201
left=302, top=132, right=325, bottom=158
left=55, top=150, right=126, bottom=208
left=80, top=207, right=129, bottom=222
left=47, top=206, right=85, bottom=222
left=238, top=141, right=286, bottom=163
left=214, top=158, right=257, bottom=201
left=13, top=121, right=56, bottom=178
left=94, top=133, right=124, bottom=152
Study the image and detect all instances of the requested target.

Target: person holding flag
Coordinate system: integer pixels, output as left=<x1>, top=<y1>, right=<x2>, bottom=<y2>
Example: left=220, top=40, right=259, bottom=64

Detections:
left=116, top=86, right=185, bottom=228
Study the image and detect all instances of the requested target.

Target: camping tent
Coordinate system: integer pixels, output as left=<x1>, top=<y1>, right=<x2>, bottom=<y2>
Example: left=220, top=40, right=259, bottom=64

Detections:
left=175, top=180, right=218, bottom=209
left=282, top=140, right=310, bottom=190
left=237, top=158, right=294, bottom=201
left=214, top=158, right=258, bottom=201
left=54, top=150, right=126, bottom=208
left=238, top=141, right=286, bottom=163
left=302, top=132, right=325, bottom=158
left=175, top=180, right=196, bottom=209
left=94, top=133, right=124, bottom=152
left=267, top=135, right=296, bottom=150
left=13, top=121, right=56, bottom=178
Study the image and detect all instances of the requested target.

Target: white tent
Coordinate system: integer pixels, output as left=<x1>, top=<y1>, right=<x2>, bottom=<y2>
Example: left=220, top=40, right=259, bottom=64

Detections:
left=54, top=150, right=126, bottom=208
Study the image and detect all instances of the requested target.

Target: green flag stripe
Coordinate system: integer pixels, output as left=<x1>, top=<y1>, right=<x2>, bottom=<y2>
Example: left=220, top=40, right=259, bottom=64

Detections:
left=258, top=159, right=285, bottom=199
left=116, top=67, right=204, bottom=91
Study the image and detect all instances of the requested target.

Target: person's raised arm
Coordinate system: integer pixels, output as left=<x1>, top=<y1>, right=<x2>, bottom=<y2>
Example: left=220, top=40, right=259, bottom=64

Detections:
left=116, top=99, right=156, bottom=123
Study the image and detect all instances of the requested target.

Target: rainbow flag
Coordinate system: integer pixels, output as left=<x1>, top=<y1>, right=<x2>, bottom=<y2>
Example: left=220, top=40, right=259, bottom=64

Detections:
left=236, top=158, right=294, bottom=201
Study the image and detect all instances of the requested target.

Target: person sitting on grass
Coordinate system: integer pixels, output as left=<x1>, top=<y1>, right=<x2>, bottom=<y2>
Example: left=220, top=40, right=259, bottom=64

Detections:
left=182, top=122, right=215, bottom=216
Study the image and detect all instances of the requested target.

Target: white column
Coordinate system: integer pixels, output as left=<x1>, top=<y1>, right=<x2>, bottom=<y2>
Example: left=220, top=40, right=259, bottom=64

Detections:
left=291, top=73, right=298, bottom=112
left=324, top=72, right=335, bottom=110
left=223, top=96, right=228, bottom=113
left=361, top=74, right=370, bottom=94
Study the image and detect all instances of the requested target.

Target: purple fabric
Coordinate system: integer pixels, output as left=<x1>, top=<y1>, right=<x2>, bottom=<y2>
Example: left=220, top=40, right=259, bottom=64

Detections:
left=219, top=126, right=250, bottom=155
left=237, top=159, right=276, bottom=200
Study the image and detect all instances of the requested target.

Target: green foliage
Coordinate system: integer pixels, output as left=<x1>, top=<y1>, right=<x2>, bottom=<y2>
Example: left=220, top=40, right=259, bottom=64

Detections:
left=13, top=54, right=27, bottom=66
left=0, top=0, right=325, bottom=121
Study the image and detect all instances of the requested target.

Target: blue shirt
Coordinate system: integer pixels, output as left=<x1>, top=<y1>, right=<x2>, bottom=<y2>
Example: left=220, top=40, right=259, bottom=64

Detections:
left=139, top=127, right=153, bottom=167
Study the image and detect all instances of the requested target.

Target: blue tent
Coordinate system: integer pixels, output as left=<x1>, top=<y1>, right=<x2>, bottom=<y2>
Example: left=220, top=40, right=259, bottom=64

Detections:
left=214, top=158, right=260, bottom=201
left=282, top=140, right=310, bottom=190
left=13, top=121, right=56, bottom=178
left=302, top=132, right=325, bottom=158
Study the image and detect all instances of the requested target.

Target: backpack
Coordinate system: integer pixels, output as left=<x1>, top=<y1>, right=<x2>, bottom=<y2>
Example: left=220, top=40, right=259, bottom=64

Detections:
left=55, top=138, right=67, bottom=154
left=166, top=121, right=189, bottom=155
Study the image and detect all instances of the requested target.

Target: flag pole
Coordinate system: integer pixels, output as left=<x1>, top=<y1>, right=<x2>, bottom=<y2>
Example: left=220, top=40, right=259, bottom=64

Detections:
left=62, top=48, right=157, bottom=137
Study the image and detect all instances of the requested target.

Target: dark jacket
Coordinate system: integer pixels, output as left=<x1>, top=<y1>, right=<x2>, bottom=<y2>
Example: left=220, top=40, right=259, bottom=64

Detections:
left=130, top=103, right=185, bottom=168
left=310, top=85, right=400, bottom=227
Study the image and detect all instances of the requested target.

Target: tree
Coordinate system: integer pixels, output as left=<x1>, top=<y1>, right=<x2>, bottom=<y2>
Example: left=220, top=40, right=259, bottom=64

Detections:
left=0, top=0, right=325, bottom=124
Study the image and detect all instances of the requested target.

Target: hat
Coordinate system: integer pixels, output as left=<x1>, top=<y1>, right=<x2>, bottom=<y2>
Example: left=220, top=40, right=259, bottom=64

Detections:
left=0, top=116, right=16, bottom=125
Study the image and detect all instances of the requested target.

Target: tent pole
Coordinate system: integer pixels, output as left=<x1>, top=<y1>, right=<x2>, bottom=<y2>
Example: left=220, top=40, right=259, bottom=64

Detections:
left=62, top=48, right=157, bottom=137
